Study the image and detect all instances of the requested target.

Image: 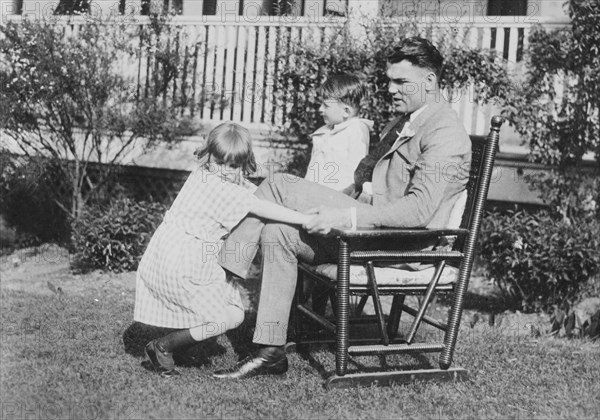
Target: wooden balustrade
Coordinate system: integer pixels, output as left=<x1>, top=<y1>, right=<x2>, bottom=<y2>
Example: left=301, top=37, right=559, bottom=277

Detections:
left=4, top=15, right=569, bottom=135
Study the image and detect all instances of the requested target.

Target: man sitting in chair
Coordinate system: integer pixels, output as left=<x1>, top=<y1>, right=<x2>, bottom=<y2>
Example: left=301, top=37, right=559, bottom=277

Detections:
left=213, top=37, right=472, bottom=379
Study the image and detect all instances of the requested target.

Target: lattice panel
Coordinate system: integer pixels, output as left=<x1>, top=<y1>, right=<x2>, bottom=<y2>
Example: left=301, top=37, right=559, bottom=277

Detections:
left=112, top=165, right=189, bottom=206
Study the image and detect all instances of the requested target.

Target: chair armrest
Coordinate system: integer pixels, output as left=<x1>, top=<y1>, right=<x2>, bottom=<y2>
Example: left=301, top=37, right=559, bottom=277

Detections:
left=326, top=227, right=468, bottom=240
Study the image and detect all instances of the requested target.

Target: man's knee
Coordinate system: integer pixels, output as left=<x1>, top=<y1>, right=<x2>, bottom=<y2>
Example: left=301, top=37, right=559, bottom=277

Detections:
left=260, top=222, right=298, bottom=243
left=269, top=172, right=300, bottom=185
left=260, top=223, right=301, bottom=264
left=258, top=172, right=301, bottom=194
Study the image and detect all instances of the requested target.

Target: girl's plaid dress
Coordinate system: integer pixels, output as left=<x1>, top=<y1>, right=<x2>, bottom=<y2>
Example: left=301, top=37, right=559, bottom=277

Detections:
left=134, top=166, right=259, bottom=328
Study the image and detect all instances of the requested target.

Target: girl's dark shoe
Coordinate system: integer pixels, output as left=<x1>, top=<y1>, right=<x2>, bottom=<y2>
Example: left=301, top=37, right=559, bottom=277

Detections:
left=145, top=340, right=180, bottom=378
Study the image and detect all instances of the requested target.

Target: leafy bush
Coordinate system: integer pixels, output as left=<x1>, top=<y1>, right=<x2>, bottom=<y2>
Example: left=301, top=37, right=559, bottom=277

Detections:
left=479, top=209, right=600, bottom=312
left=479, top=1, right=600, bottom=314
left=0, top=17, right=198, bottom=221
left=71, top=198, right=166, bottom=273
left=0, top=155, right=70, bottom=245
left=527, top=170, right=599, bottom=224
left=503, top=1, right=599, bottom=167
left=480, top=170, right=599, bottom=312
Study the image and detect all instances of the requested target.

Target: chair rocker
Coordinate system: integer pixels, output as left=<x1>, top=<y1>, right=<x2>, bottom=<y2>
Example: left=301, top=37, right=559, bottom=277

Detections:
left=293, top=116, right=503, bottom=389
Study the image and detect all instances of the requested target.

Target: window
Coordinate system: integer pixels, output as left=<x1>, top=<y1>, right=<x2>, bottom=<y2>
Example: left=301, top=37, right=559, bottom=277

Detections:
left=141, top=0, right=183, bottom=15
left=487, top=0, right=527, bottom=16
left=202, top=0, right=217, bottom=15
left=197, top=0, right=243, bottom=16
left=198, top=0, right=328, bottom=17
left=54, top=0, right=90, bottom=14
left=13, top=0, right=23, bottom=14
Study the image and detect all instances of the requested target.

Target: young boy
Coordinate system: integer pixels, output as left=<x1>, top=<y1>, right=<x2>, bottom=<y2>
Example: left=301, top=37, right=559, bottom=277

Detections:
left=304, top=74, right=373, bottom=191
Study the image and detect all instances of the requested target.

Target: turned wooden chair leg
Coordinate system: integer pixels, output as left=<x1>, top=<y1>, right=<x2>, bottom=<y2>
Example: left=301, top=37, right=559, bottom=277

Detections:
left=387, top=295, right=405, bottom=339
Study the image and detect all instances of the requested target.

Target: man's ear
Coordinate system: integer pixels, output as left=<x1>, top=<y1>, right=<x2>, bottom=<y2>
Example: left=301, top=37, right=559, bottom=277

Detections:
left=424, top=72, right=437, bottom=91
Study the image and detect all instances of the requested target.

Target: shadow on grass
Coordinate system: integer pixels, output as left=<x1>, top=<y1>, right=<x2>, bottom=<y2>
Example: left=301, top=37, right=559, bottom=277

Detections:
left=295, top=343, right=438, bottom=381
left=224, top=311, right=259, bottom=361
left=292, top=317, right=438, bottom=381
left=446, top=291, right=517, bottom=314
left=122, top=322, right=227, bottom=368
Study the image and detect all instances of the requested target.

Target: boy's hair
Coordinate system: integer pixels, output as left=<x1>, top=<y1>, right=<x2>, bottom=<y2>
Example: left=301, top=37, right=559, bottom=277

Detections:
left=387, top=37, right=443, bottom=80
left=320, top=74, right=367, bottom=110
left=195, top=121, right=257, bottom=175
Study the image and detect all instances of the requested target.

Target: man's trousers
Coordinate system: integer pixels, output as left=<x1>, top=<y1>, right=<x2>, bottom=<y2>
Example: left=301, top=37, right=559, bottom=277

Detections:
left=218, top=173, right=367, bottom=346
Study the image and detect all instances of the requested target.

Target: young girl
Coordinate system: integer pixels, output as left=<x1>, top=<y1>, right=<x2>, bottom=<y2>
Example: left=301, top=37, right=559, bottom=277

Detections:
left=133, top=121, right=311, bottom=377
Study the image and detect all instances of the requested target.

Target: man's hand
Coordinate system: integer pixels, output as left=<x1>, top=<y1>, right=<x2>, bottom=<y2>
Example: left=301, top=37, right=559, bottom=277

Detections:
left=303, top=206, right=352, bottom=235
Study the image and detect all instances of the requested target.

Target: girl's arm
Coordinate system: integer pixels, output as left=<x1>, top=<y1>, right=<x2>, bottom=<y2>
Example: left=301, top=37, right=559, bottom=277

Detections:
left=250, top=199, right=312, bottom=225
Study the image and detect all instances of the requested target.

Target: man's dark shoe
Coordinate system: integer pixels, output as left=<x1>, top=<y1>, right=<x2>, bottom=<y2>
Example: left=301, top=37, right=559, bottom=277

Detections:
left=212, top=347, right=288, bottom=379
left=145, top=339, right=180, bottom=378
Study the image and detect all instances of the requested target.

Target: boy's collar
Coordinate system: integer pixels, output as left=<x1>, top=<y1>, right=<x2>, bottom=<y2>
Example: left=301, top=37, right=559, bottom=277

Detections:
left=312, top=117, right=374, bottom=136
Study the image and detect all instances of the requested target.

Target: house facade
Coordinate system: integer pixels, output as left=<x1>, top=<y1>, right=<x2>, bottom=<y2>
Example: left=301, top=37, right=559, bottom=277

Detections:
left=2, top=0, right=571, bottom=143
left=6, top=0, right=568, bottom=20
left=1, top=0, right=577, bottom=206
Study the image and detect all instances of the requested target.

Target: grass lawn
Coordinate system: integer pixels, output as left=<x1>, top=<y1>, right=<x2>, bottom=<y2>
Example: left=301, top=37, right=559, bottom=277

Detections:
left=1, top=246, right=599, bottom=420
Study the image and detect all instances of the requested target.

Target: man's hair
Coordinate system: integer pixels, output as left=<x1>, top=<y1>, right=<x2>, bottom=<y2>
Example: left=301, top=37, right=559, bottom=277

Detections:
left=321, top=74, right=367, bottom=109
left=387, top=37, right=444, bottom=79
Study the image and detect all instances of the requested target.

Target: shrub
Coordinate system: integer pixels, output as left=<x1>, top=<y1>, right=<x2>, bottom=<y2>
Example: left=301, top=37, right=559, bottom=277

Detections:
left=0, top=155, right=70, bottom=245
left=479, top=209, right=600, bottom=312
left=71, top=198, right=166, bottom=273
left=479, top=156, right=599, bottom=315
left=503, top=1, right=599, bottom=167
left=0, top=17, right=198, bottom=222
left=527, top=170, right=599, bottom=224
left=479, top=0, right=600, bottom=314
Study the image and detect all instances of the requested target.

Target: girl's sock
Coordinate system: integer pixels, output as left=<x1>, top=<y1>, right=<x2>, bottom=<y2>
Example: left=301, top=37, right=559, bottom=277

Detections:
left=189, top=308, right=244, bottom=341
left=189, top=322, right=228, bottom=341
left=157, top=329, right=196, bottom=353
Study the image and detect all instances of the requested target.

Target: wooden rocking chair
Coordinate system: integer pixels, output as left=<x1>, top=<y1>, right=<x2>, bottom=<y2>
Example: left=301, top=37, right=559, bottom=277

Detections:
left=293, top=116, right=503, bottom=389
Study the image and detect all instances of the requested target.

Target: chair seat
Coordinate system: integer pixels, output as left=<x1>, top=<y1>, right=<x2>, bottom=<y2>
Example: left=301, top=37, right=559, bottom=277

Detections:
left=313, top=264, right=458, bottom=286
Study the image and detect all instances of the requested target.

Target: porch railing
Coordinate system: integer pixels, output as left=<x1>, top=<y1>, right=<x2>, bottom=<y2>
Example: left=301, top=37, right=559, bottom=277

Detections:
left=6, top=15, right=569, bottom=136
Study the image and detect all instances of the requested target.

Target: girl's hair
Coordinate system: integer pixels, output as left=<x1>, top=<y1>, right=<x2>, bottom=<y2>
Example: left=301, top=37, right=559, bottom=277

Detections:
left=195, top=121, right=257, bottom=176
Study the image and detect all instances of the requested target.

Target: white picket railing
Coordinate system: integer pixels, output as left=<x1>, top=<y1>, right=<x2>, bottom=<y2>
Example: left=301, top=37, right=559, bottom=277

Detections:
left=6, top=15, right=569, bottom=136
left=143, top=16, right=569, bottom=135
